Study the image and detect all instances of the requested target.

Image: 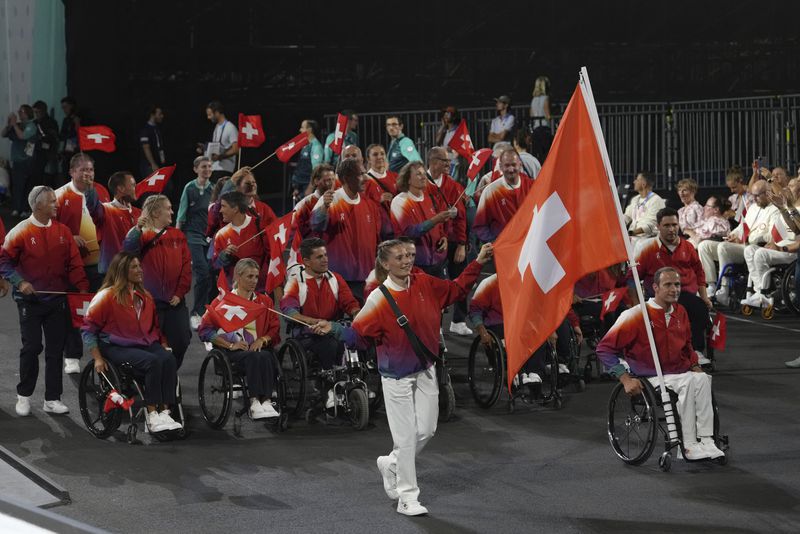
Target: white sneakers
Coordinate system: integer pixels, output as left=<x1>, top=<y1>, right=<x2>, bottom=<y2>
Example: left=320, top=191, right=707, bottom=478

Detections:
left=696, top=351, right=711, bottom=366
left=699, top=437, right=726, bottom=459
left=250, top=399, right=280, bottom=419
left=545, top=363, right=571, bottom=374
left=147, top=410, right=182, bottom=432
left=684, top=437, right=725, bottom=460
left=521, top=372, right=542, bottom=384
left=740, top=292, right=773, bottom=308
left=16, top=395, right=31, bottom=416
left=190, top=314, right=202, bottom=331
left=397, top=500, right=428, bottom=516
left=376, top=456, right=399, bottom=500
left=43, top=400, right=70, bottom=414
left=714, top=287, right=730, bottom=307
left=785, top=356, right=800, bottom=368
left=449, top=322, right=473, bottom=336
left=260, top=400, right=280, bottom=418
left=64, top=358, right=81, bottom=374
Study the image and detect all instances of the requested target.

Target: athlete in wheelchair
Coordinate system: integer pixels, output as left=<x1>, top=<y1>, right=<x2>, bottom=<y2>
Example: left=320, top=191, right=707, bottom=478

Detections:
left=278, top=237, right=371, bottom=429
left=599, top=266, right=727, bottom=468
left=197, top=258, right=288, bottom=433
left=79, top=252, right=184, bottom=442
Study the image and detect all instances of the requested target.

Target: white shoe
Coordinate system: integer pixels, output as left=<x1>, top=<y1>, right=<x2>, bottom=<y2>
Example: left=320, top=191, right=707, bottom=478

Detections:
left=696, top=351, right=711, bottom=366
left=190, top=314, right=202, bottom=331
left=325, top=389, right=336, bottom=409
left=260, top=401, right=280, bottom=418
left=521, top=372, right=542, bottom=384
left=785, top=356, right=800, bottom=368
left=15, top=395, right=31, bottom=417
left=397, top=500, right=428, bottom=516
left=449, top=322, right=473, bottom=336
left=714, top=287, right=729, bottom=307
left=64, top=358, right=81, bottom=374
left=377, top=456, right=399, bottom=500
left=683, top=441, right=712, bottom=461
left=43, top=399, right=70, bottom=414
left=512, top=374, right=520, bottom=387
left=761, top=294, right=774, bottom=307
left=250, top=400, right=269, bottom=420
left=147, top=411, right=168, bottom=433
left=740, top=293, right=762, bottom=307
left=158, top=411, right=182, bottom=430
left=699, top=437, right=725, bottom=459
left=558, top=363, right=570, bottom=374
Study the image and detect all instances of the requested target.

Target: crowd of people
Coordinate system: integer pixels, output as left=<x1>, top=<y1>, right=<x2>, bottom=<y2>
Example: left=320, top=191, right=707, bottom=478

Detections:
left=1, top=89, right=798, bottom=515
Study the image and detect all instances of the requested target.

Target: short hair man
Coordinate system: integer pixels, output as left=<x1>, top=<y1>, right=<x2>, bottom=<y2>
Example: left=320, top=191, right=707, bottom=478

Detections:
left=487, top=95, right=515, bottom=144
left=294, top=163, right=335, bottom=239
left=93, top=171, right=141, bottom=274
left=473, top=149, right=534, bottom=243
left=385, top=116, right=422, bottom=173
left=203, top=100, right=238, bottom=178
left=623, top=172, right=666, bottom=255
left=139, top=105, right=165, bottom=178
left=597, top=267, right=725, bottom=461
left=213, top=191, right=270, bottom=291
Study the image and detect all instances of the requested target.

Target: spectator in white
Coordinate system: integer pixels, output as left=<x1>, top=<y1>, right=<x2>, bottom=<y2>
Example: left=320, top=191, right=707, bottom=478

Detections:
left=749, top=162, right=789, bottom=192
left=684, top=195, right=731, bottom=248
left=290, top=119, right=324, bottom=200
left=323, top=110, right=359, bottom=168
left=529, top=75, right=553, bottom=160
left=723, top=165, right=754, bottom=225
left=488, top=95, right=515, bottom=145
left=741, top=178, right=800, bottom=308
left=139, top=105, right=166, bottom=179
left=2, top=104, right=38, bottom=218
left=623, top=172, right=666, bottom=254
left=201, top=100, right=238, bottom=180
left=676, top=178, right=704, bottom=234
left=513, top=129, right=541, bottom=179
left=698, top=180, right=780, bottom=305
left=386, top=116, right=422, bottom=173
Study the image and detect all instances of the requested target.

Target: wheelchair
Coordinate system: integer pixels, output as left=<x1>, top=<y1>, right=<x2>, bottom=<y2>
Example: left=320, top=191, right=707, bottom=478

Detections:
left=467, top=328, right=562, bottom=412
left=740, top=260, right=797, bottom=320
left=277, top=334, right=371, bottom=430
left=78, top=360, right=186, bottom=444
left=714, top=263, right=749, bottom=314
left=607, top=375, right=729, bottom=472
left=198, top=348, right=289, bottom=435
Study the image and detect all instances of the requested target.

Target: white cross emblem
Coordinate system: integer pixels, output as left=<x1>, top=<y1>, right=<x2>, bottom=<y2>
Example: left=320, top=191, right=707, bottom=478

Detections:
left=281, top=142, right=295, bottom=153
left=273, top=223, right=287, bottom=245
left=470, top=153, right=481, bottom=168
left=76, top=300, right=90, bottom=317
left=220, top=304, right=247, bottom=321
left=604, top=291, right=618, bottom=311
left=267, top=257, right=280, bottom=277
left=333, top=122, right=344, bottom=144
left=146, top=172, right=166, bottom=186
left=86, top=133, right=109, bottom=144
left=711, top=321, right=721, bottom=340
left=517, top=192, right=571, bottom=293
left=241, top=122, right=259, bottom=140
left=460, top=133, right=472, bottom=150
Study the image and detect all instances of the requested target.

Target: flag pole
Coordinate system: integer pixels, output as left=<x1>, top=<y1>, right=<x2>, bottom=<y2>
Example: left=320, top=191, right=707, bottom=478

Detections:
left=250, top=151, right=277, bottom=171
left=237, top=146, right=242, bottom=171
left=578, top=66, right=679, bottom=446
left=237, top=228, right=267, bottom=247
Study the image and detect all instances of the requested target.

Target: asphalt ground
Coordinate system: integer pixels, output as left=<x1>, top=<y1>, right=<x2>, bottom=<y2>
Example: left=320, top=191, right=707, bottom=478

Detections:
left=0, top=290, right=799, bottom=533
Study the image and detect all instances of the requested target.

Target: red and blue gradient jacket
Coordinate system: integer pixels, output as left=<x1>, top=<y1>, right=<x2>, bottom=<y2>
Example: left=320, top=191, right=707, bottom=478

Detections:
left=468, top=274, right=503, bottom=328
left=473, top=176, right=534, bottom=243
left=310, top=189, right=386, bottom=281
left=211, top=215, right=270, bottom=290
left=93, top=200, right=141, bottom=273
left=390, top=191, right=448, bottom=267
left=198, top=292, right=280, bottom=346
left=0, top=217, right=88, bottom=299
left=426, top=174, right=467, bottom=244
left=631, top=237, right=706, bottom=294
left=55, top=181, right=100, bottom=266
left=281, top=269, right=360, bottom=332
left=293, top=191, right=322, bottom=239
left=596, top=299, right=699, bottom=378
left=123, top=226, right=191, bottom=303
left=81, top=287, right=163, bottom=349
left=340, top=261, right=482, bottom=379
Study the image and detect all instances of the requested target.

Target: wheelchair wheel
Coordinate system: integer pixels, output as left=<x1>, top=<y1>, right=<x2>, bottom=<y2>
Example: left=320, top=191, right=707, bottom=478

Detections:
left=781, top=262, right=799, bottom=315
left=278, top=340, right=308, bottom=417
left=268, top=352, right=289, bottom=433
left=540, top=344, right=559, bottom=404
left=79, top=361, right=123, bottom=439
left=198, top=350, right=233, bottom=429
left=437, top=363, right=456, bottom=422
left=347, top=388, right=370, bottom=431
left=761, top=304, right=774, bottom=320
left=607, top=380, right=658, bottom=465
left=467, top=332, right=504, bottom=409
left=741, top=304, right=753, bottom=316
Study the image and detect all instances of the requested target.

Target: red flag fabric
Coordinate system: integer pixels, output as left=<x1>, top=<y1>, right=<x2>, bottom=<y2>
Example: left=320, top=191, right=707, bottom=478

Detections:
left=599, top=287, right=628, bottom=320
left=264, top=212, right=294, bottom=293
left=78, top=126, right=116, bottom=153
left=276, top=132, right=310, bottom=163
left=771, top=217, right=790, bottom=244
left=709, top=312, right=727, bottom=351
left=94, top=182, right=111, bottom=203
left=328, top=113, right=348, bottom=155
left=490, top=157, right=503, bottom=182
left=466, top=148, right=492, bottom=180
left=238, top=113, right=266, bottom=148
left=494, top=81, right=629, bottom=389
left=742, top=220, right=750, bottom=244
left=205, top=291, right=268, bottom=332
left=447, top=119, right=475, bottom=159
left=135, top=165, right=176, bottom=197
left=216, top=270, right=229, bottom=300
left=103, top=389, right=135, bottom=413
left=67, top=292, right=96, bottom=328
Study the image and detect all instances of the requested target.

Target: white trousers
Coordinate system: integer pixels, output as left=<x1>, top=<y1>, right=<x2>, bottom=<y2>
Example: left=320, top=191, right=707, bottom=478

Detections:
left=698, top=240, right=745, bottom=288
left=743, top=245, right=795, bottom=292
left=382, top=366, right=439, bottom=503
left=648, top=371, right=713, bottom=444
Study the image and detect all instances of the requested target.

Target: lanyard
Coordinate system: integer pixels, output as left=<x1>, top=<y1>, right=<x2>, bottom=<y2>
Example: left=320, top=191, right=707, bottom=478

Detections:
left=214, top=121, right=228, bottom=144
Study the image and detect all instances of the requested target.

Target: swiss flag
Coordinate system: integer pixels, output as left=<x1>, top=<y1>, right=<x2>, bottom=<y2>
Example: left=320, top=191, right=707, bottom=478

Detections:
left=276, top=132, right=310, bottom=163
left=205, top=291, right=268, bottom=332
left=78, top=126, right=116, bottom=153
left=103, top=389, right=135, bottom=413
left=328, top=113, right=348, bottom=156
left=599, top=287, right=628, bottom=320
left=447, top=119, right=474, bottom=159
left=742, top=220, right=750, bottom=244
left=490, top=157, right=503, bottom=182
left=494, top=79, right=628, bottom=389
left=135, top=165, right=176, bottom=197
left=466, top=148, right=492, bottom=180
left=216, top=270, right=230, bottom=301
left=238, top=113, right=266, bottom=148
left=709, top=312, right=727, bottom=351
left=264, top=212, right=293, bottom=293
left=771, top=217, right=790, bottom=244
left=67, top=292, right=96, bottom=328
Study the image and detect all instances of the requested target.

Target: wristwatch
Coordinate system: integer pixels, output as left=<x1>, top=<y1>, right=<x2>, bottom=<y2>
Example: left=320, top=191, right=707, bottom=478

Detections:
left=782, top=246, right=789, bottom=252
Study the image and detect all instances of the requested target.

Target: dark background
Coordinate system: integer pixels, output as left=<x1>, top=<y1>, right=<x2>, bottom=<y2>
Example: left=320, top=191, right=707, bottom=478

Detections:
left=64, top=0, right=800, bottom=205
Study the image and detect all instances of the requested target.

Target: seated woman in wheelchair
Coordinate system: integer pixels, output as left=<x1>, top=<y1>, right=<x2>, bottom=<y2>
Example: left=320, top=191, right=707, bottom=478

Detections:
left=469, top=273, right=582, bottom=389
left=596, top=266, right=725, bottom=461
left=82, top=252, right=182, bottom=433
left=198, top=258, right=281, bottom=420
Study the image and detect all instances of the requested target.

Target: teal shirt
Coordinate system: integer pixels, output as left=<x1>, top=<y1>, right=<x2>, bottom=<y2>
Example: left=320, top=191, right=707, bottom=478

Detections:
left=7, top=120, right=37, bottom=163
left=387, top=134, right=421, bottom=172
left=176, top=178, right=213, bottom=245
left=323, top=130, right=359, bottom=166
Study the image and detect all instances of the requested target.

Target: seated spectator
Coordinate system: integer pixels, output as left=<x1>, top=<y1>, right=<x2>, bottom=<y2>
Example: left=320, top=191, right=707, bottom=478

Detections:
left=623, top=172, right=666, bottom=255
left=676, top=178, right=704, bottom=234
left=198, top=258, right=281, bottom=419
left=723, top=165, right=753, bottom=225
left=82, top=252, right=182, bottom=433
left=684, top=195, right=731, bottom=248
left=749, top=161, right=789, bottom=192
left=597, top=266, right=725, bottom=461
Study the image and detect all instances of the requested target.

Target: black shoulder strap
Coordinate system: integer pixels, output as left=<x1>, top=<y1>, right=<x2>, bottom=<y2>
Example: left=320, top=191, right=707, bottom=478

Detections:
left=367, top=171, right=392, bottom=194
left=378, top=284, right=441, bottom=366
left=140, top=228, right=168, bottom=257
left=426, top=172, right=451, bottom=210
